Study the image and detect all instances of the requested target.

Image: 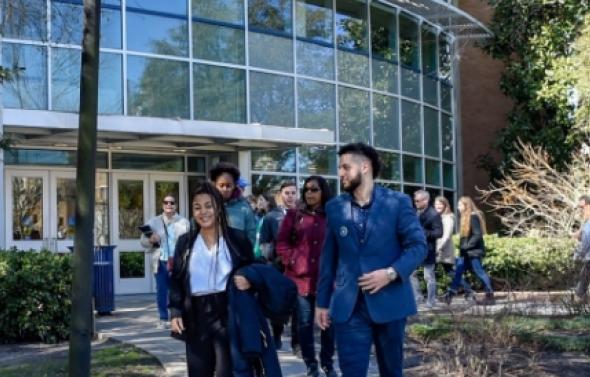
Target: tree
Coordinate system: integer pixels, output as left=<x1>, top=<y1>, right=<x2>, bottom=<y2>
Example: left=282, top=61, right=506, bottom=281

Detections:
left=482, top=0, right=590, bottom=177
left=565, top=13, right=590, bottom=135
left=479, top=139, right=590, bottom=237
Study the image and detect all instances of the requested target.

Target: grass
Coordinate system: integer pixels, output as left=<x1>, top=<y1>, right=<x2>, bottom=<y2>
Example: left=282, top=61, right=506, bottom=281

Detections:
left=0, top=342, right=163, bottom=377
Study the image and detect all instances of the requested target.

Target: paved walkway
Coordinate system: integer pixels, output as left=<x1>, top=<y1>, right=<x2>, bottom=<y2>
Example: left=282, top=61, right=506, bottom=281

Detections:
left=96, top=292, right=571, bottom=377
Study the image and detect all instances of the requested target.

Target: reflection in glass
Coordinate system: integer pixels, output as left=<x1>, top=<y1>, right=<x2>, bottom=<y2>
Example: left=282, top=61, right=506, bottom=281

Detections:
left=51, top=1, right=121, bottom=48
left=250, top=72, right=294, bottom=127
left=299, top=145, right=337, bottom=175
left=443, top=163, right=454, bottom=189
left=2, top=43, right=47, bottom=110
left=422, top=26, right=438, bottom=106
left=371, top=4, right=397, bottom=93
left=12, top=177, right=43, bottom=240
left=193, top=0, right=244, bottom=24
left=439, top=33, right=452, bottom=82
left=399, top=14, right=420, bottom=99
left=401, top=100, right=421, bottom=154
left=402, top=155, right=423, bottom=183
left=378, top=151, right=400, bottom=181
left=194, top=64, right=246, bottom=123
left=126, top=12, right=188, bottom=56
left=296, top=41, right=334, bottom=79
left=5, top=149, right=108, bottom=169
left=442, top=114, right=454, bottom=161
left=336, top=0, right=369, bottom=86
left=155, top=181, right=180, bottom=216
left=339, top=86, right=370, bottom=144
left=112, top=154, right=184, bottom=171
left=1, top=0, right=47, bottom=40
left=120, top=252, right=145, bottom=278
left=249, top=32, right=293, bottom=72
left=194, top=23, right=244, bottom=64
left=95, top=173, right=110, bottom=245
left=188, top=157, right=206, bottom=173
left=251, top=149, right=296, bottom=173
left=56, top=178, right=76, bottom=240
left=441, top=83, right=453, bottom=112
left=296, top=0, right=334, bottom=79
left=373, top=94, right=399, bottom=150
left=251, top=174, right=296, bottom=196
left=52, top=49, right=123, bottom=114
left=248, top=0, right=292, bottom=32
left=425, top=159, right=440, bottom=186
left=118, top=180, right=144, bottom=239
left=127, top=0, right=186, bottom=15
left=298, top=79, right=335, bottom=131
left=424, top=107, right=439, bottom=158
left=127, top=56, right=189, bottom=118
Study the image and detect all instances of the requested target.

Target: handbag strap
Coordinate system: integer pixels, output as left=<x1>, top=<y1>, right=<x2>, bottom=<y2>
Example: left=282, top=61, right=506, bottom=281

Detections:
left=162, top=216, right=170, bottom=256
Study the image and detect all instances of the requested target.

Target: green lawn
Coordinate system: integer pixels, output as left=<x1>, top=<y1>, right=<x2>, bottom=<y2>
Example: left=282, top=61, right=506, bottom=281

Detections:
left=0, top=343, right=164, bottom=377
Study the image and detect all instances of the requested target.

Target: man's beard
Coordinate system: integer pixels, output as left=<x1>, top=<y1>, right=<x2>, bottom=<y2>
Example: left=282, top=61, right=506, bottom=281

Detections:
left=341, top=172, right=362, bottom=193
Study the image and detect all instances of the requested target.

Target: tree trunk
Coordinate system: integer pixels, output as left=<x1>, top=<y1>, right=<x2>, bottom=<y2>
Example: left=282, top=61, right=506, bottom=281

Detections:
left=68, top=1, right=101, bottom=376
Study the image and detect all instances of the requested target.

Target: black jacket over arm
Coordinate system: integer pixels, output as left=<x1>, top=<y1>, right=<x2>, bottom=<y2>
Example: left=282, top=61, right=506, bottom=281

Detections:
left=459, top=214, right=485, bottom=258
left=419, top=206, right=443, bottom=265
left=168, top=227, right=254, bottom=319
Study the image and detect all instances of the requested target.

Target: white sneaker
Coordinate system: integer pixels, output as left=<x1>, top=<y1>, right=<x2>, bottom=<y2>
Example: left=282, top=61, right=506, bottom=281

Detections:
left=157, top=320, right=169, bottom=329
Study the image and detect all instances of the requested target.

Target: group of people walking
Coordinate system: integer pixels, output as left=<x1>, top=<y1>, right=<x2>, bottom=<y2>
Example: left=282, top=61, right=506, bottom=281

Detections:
left=140, top=142, right=495, bottom=377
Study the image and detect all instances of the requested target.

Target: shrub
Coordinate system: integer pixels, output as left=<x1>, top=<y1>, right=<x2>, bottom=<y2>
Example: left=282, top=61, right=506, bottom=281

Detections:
left=0, top=250, right=73, bottom=343
left=454, top=235, right=577, bottom=291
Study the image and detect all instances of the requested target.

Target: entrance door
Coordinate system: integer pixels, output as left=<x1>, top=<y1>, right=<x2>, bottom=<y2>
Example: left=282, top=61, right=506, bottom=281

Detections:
left=112, top=173, right=184, bottom=294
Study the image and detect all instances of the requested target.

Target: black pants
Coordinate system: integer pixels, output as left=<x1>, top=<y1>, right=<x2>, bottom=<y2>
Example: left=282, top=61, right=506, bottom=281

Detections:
left=185, top=293, right=232, bottom=377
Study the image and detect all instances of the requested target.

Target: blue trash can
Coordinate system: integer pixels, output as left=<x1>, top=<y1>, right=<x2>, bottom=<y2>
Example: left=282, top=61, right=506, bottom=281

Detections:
left=93, top=245, right=116, bottom=315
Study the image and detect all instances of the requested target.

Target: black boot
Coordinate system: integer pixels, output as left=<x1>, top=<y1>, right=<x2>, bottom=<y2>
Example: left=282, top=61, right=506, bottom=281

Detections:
left=441, top=290, right=455, bottom=305
left=306, top=363, right=319, bottom=377
left=322, top=365, right=338, bottom=377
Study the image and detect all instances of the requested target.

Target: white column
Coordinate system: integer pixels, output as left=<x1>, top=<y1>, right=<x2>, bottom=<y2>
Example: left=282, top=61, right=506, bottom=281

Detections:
left=238, top=150, right=252, bottom=196
left=0, top=29, right=6, bottom=250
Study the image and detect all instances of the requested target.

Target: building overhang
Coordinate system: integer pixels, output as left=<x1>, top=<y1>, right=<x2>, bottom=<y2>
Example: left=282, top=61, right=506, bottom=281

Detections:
left=376, top=0, right=492, bottom=40
left=3, top=109, right=335, bottom=152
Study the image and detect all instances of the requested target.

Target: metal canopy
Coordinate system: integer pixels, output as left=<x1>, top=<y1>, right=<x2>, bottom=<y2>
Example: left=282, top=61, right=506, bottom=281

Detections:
left=3, top=109, right=335, bottom=152
left=376, top=0, right=492, bottom=40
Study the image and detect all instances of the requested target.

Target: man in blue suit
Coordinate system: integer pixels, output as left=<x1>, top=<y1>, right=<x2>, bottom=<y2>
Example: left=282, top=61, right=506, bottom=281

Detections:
left=316, top=143, right=427, bottom=377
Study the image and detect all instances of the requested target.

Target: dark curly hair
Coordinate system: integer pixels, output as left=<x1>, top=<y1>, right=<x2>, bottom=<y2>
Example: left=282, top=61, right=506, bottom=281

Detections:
left=209, top=162, right=240, bottom=183
left=337, top=143, right=381, bottom=178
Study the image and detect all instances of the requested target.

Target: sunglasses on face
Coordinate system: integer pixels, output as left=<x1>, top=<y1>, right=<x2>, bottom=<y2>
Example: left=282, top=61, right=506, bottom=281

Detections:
left=305, top=187, right=320, bottom=193
left=163, top=200, right=176, bottom=205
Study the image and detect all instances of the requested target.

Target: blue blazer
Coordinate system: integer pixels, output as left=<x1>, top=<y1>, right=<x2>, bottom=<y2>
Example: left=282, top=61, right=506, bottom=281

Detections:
left=317, top=185, right=427, bottom=324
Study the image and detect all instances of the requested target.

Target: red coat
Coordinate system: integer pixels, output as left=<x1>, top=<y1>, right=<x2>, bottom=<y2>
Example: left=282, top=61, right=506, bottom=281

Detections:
left=276, top=208, right=327, bottom=296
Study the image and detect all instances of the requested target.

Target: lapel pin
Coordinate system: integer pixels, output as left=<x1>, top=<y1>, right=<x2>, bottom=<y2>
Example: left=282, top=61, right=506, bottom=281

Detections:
left=339, top=226, right=348, bottom=237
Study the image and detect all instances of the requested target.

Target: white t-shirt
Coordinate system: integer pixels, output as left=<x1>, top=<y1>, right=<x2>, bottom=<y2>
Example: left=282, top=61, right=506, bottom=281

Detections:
left=189, top=234, right=233, bottom=295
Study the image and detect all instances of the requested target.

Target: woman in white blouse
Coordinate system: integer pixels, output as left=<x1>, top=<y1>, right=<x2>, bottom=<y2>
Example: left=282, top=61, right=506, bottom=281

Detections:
left=169, top=182, right=254, bottom=377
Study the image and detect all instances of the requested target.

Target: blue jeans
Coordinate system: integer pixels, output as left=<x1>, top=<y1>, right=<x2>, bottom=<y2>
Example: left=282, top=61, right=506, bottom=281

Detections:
left=155, top=260, right=170, bottom=320
left=335, top=295, right=406, bottom=377
left=450, top=256, right=493, bottom=293
left=296, top=294, right=335, bottom=370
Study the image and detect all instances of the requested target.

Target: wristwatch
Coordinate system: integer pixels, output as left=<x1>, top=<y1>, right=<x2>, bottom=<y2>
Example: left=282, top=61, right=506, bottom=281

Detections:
left=386, top=267, right=397, bottom=282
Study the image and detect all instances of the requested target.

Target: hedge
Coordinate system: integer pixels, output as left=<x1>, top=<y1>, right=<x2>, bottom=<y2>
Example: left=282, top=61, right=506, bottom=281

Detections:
left=481, top=235, right=577, bottom=291
left=0, top=250, right=72, bottom=343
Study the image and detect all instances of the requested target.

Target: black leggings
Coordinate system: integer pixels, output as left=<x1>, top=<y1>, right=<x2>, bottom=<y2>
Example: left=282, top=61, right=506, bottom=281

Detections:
left=185, top=293, right=232, bottom=377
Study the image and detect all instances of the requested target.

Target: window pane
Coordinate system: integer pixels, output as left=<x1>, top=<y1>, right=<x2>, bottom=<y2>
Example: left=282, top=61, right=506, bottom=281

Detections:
left=378, top=151, right=400, bottom=181
left=193, top=0, right=244, bottom=24
left=425, top=159, right=440, bottom=186
left=295, top=0, right=334, bottom=79
left=443, top=189, right=455, bottom=210
left=52, top=49, right=122, bottom=114
left=249, top=32, right=293, bottom=72
left=296, top=41, right=334, bottom=79
left=442, top=114, right=454, bottom=161
left=299, top=145, right=337, bottom=175
left=127, top=0, right=186, bottom=15
left=187, top=157, right=206, bottom=173
left=373, top=94, right=399, bottom=150
left=1, top=0, right=47, bottom=40
left=251, top=149, right=296, bottom=173
left=399, top=14, right=419, bottom=99
left=443, top=163, right=454, bottom=189
left=126, top=12, right=188, bottom=56
left=51, top=2, right=121, bottom=48
left=422, top=26, right=438, bottom=106
left=56, top=178, right=75, bottom=240
left=402, top=155, right=422, bottom=183
left=2, top=43, right=47, bottom=110
left=297, top=79, right=335, bottom=131
left=194, top=23, right=244, bottom=64
left=194, top=64, right=246, bottom=123
left=112, top=154, right=184, bottom=171
left=339, top=86, right=370, bottom=144
left=336, top=0, right=369, bottom=87
left=248, top=0, right=292, bottom=33
left=371, top=4, right=397, bottom=94
left=251, top=174, right=297, bottom=196
left=439, top=33, right=452, bottom=82
left=12, top=176, right=43, bottom=240
left=401, top=100, right=421, bottom=154
left=424, top=107, right=439, bottom=158
left=250, top=72, right=295, bottom=128
left=127, top=56, right=189, bottom=118
left=441, top=83, right=453, bottom=112
left=5, top=149, right=108, bottom=168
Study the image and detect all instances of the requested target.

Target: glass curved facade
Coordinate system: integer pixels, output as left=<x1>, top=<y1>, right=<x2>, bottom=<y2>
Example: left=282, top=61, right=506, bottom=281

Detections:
left=2, top=0, right=456, bottom=203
